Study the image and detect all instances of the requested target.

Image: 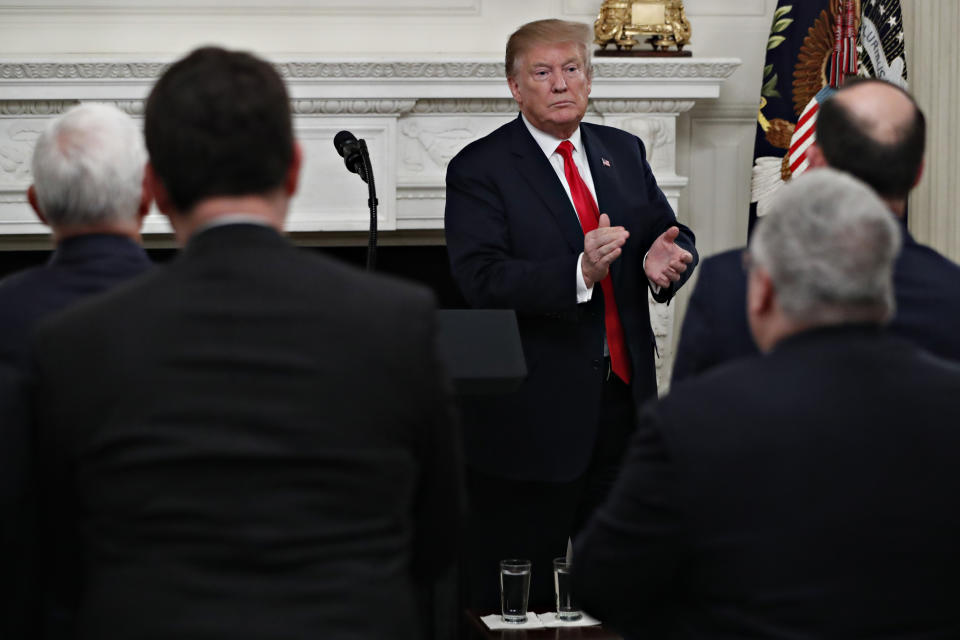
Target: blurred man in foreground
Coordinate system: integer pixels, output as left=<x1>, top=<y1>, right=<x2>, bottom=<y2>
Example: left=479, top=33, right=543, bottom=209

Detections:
left=31, top=47, right=461, bottom=640
left=574, top=169, right=960, bottom=639
left=672, top=79, right=960, bottom=384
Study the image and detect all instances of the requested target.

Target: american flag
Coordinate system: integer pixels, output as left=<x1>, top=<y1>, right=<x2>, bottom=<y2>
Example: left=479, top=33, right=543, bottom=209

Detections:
left=750, top=0, right=908, bottom=230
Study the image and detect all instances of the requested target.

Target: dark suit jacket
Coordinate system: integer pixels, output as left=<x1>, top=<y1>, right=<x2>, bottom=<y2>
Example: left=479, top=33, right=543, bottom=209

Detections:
left=31, top=224, right=462, bottom=640
left=0, top=233, right=152, bottom=371
left=672, top=225, right=960, bottom=383
left=445, top=115, right=697, bottom=482
left=575, top=325, right=960, bottom=639
left=0, top=233, right=150, bottom=639
left=0, top=361, right=35, bottom=640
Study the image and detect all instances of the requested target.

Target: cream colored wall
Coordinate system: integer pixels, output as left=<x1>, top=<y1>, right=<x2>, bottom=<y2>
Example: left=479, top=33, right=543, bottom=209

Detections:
left=902, top=0, right=960, bottom=264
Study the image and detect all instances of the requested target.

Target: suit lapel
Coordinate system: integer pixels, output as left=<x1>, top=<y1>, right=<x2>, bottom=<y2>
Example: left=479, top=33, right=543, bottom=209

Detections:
left=508, top=116, right=585, bottom=253
left=581, top=124, right=626, bottom=286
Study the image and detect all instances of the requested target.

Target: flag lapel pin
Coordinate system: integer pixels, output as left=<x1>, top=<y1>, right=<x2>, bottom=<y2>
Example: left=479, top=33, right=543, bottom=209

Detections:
left=602, top=157, right=611, bottom=167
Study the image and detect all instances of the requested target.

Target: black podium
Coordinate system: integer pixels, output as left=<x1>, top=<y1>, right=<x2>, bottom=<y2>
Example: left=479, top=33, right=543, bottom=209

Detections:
left=436, top=309, right=527, bottom=395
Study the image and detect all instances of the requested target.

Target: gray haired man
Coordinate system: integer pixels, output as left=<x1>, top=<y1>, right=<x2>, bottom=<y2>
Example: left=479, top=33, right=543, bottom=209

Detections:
left=0, top=102, right=153, bottom=370
left=573, top=169, right=960, bottom=639
left=0, top=102, right=152, bottom=639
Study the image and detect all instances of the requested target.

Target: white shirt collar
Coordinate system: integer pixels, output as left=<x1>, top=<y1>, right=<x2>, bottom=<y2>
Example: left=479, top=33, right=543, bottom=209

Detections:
left=520, top=113, right=584, bottom=159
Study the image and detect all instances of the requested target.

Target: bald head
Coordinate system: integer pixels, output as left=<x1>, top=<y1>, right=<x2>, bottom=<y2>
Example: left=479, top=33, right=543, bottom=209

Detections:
left=833, top=80, right=915, bottom=145
left=815, top=78, right=925, bottom=205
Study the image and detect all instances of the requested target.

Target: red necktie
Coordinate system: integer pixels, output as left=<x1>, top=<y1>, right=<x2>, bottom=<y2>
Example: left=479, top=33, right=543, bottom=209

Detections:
left=556, top=140, right=631, bottom=384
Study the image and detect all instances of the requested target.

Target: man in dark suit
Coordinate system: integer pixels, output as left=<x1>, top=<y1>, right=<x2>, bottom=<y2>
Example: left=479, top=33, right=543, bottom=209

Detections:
left=30, top=47, right=462, bottom=640
left=672, top=78, right=960, bottom=384
left=573, top=168, right=960, bottom=639
left=444, top=19, right=697, bottom=610
left=0, top=102, right=151, bottom=639
left=0, top=102, right=152, bottom=372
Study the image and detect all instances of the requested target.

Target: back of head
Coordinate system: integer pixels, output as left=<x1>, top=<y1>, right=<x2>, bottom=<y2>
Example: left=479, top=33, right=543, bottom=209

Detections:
left=31, top=102, right=146, bottom=227
left=144, top=47, right=294, bottom=213
left=505, top=19, right=593, bottom=78
left=816, top=78, right=925, bottom=200
left=749, top=168, right=901, bottom=326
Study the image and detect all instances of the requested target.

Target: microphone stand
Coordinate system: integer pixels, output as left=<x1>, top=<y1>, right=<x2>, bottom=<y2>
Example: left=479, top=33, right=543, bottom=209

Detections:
left=357, top=140, right=378, bottom=271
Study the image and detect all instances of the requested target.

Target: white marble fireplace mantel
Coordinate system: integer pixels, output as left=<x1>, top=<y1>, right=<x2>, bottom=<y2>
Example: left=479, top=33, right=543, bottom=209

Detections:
left=0, top=56, right=739, bottom=238
left=0, top=55, right=738, bottom=391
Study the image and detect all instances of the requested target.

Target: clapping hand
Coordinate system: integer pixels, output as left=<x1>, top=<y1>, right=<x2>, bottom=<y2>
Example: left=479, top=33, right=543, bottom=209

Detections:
left=644, top=226, right=693, bottom=289
left=581, top=214, right=629, bottom=288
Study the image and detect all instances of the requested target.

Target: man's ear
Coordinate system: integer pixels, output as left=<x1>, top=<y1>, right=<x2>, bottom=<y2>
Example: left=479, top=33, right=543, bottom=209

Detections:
left=746, top=266, right=777, bottom=352
left=507, top=75, right=522, bottom=105
left=284, top=142, right=303, bottom=197
left=137, top=171, right=154, bottom=222
left=747, top=267, right=775, bottom=318
left=913, top=157, right=925, bottom=188
left=27, top=185, right=49, bottom=226
left=144, top=162, right=174, bottom=216
left=805, top=143, right=828, bottom=169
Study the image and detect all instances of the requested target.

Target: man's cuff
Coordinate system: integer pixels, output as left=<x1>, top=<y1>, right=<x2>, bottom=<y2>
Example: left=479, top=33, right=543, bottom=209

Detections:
left=576, top=253, right=594, bottom=303
left=643, top=251, right=662, bottom=295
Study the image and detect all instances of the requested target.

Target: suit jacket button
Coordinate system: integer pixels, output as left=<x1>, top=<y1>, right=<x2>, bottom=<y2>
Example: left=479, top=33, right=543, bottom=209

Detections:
left=592, top=358, right=603, bottom=370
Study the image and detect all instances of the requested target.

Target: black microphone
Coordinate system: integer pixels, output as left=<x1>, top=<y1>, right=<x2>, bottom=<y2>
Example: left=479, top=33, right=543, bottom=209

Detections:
left=333, top=130, right=367, bottom=182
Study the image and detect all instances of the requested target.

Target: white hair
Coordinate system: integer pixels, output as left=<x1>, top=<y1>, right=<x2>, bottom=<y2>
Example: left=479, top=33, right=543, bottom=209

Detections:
left=749, top=168, right=902, bottom=326
left=30, top=102, right=147, bottom=227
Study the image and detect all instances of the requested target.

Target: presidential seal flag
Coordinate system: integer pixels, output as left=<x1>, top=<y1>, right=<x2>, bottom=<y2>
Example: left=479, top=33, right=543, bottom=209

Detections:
left=749, top=0, right=908, bottom=229
left=858, top=0, right=908, bottom=88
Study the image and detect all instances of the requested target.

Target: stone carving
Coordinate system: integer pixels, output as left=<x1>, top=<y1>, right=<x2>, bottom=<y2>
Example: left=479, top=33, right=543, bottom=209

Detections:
left=624, top=117, right=672, bottom=167
left=399, top=118, right=481, bottom=173
left=592, top=99, right=695, bottom=114
left=0, top=122, right=43, bottom=186
left=0, top=100, right=76, bottom=116
left=411, top=99, right=518, bottom=114
left=593, top=61, right=739, bottom=78
left=279, top=62, right=504, bottom=79
left=291, top=99, right=415, bottom=115
left=0, top=60, right=737, bottom=82
left=0, top=63, right=166, bottom=80
left=104, top=100, right=146, bottom=116
left=648, top=288, right=675, bottom=394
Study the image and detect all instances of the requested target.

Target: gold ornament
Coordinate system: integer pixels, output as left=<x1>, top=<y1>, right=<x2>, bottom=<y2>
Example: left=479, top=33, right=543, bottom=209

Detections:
left=594, top=0, right=692, bottom=53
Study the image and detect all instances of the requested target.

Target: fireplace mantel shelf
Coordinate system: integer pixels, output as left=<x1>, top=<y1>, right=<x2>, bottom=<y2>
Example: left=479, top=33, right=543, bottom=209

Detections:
left=0, top=55, right=739, bottom=237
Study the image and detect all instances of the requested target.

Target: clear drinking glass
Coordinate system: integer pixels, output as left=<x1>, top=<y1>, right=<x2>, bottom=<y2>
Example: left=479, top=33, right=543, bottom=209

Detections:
left=499, top=559, right=532, bottom=623
left=553, top=557, right=582, bottom=621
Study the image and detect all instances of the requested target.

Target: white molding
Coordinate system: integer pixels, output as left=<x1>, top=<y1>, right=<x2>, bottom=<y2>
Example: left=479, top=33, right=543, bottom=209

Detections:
left=683, top=0, right=767, bottom=17
left=560, top=0, right=597, bottom=16
left=0, top=54, right=740, bottom=238
left=593, top=99, right=696, bottom=114
left=687, top=117, right=755, bottom=256
left=0, top=0, right=482, bottom=16
left=565, top=0, right=767, bottom=18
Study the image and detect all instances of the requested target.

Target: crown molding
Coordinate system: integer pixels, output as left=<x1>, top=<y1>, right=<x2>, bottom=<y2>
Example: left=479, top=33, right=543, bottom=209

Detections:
left=0, top=57, right=741, bottom=101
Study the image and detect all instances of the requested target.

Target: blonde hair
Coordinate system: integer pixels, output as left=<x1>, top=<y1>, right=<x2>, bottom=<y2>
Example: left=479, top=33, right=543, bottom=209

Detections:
left=505, top=19, right=593, bottom=78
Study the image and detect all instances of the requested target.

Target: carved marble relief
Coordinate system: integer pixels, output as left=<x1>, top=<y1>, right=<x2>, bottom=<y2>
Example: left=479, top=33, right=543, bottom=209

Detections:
left=0, top=120, right=44, bottom=188
left=399, top=116, right=504, bottom=178
left=624, top=116, right=675, bottom=174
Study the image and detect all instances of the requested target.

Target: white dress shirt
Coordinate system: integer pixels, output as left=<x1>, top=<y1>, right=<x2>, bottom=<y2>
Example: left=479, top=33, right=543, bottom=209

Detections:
left=520, top=114, right=598, bottom=304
